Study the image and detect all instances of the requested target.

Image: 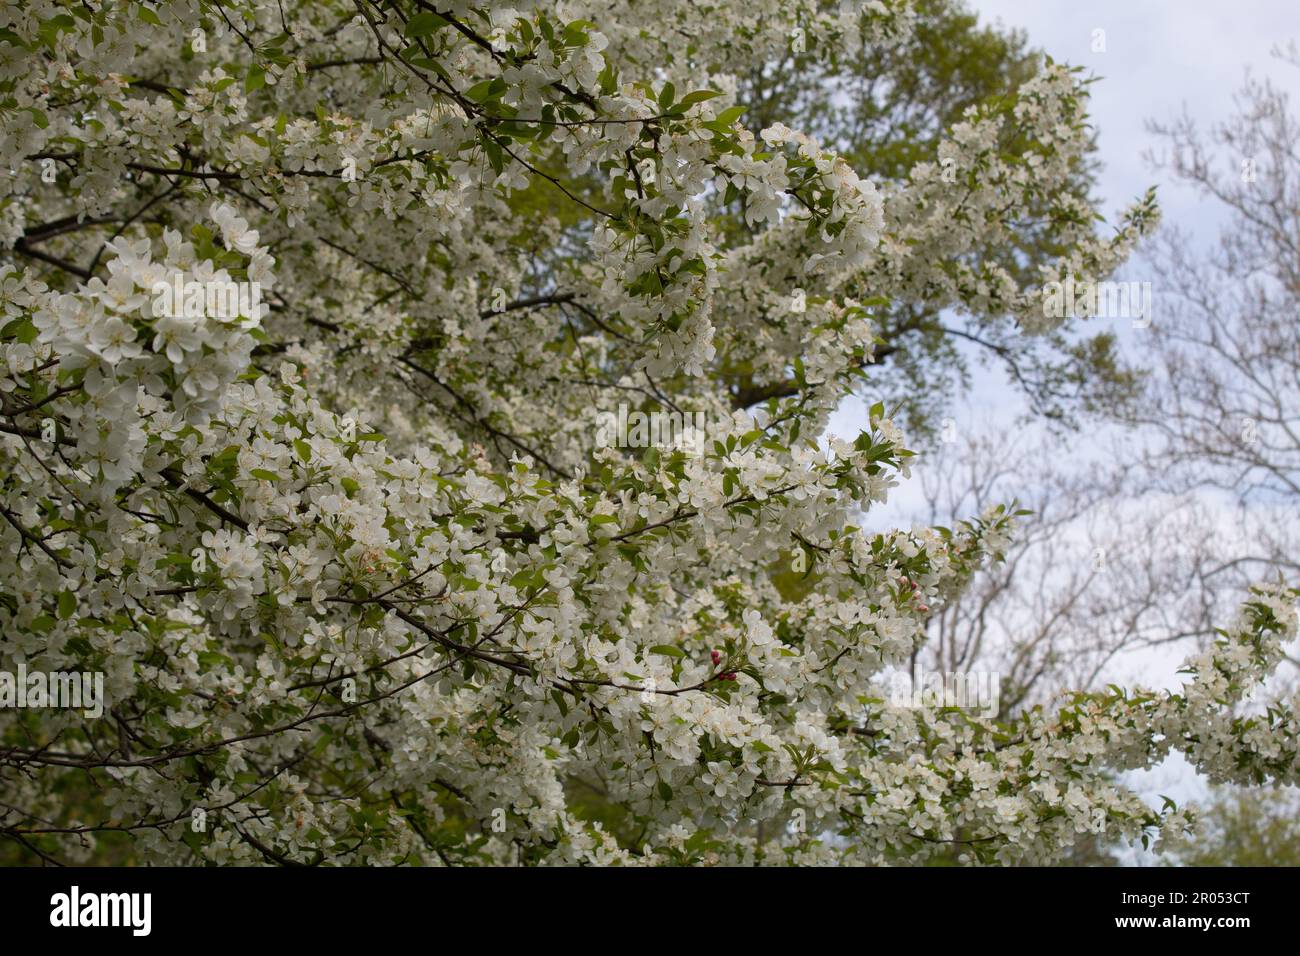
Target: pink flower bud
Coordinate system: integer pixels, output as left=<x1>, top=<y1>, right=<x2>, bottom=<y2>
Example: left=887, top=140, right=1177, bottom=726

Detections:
left=711, top=649, right=722, bottom=665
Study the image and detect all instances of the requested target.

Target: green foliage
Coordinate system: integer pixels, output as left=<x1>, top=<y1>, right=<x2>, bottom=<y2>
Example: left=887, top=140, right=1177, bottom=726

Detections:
left=1163, top=787, right=1300, bottom=867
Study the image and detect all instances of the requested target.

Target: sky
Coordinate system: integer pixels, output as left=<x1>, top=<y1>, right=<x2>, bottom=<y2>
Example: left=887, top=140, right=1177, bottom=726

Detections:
left=829, top=0, right=1300, bottom=862
left=975, top=0, right=1300, bottom=233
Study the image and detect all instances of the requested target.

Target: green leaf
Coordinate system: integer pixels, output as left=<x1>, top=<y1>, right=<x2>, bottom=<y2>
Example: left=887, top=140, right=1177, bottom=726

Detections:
left=561, top=22, right=590, bottom=47
left=465, top=79, right=497, bottom=104
left=404, top=12, right=448, bottom=37
left=715, top=104, right=746, bottom=125
left=57, top=590, right=76, bottom=620
left=1, top=316, right=36, bottom=343
left=675, top=90, right=722, bottom=111
left=0, top=27, right=30, bottom=50
left=649, top=644, right=685, bottom=657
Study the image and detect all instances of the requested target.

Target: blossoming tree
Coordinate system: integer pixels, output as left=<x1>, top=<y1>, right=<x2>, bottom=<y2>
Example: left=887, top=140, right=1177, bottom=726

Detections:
left=1, top=0, right=1296, bottom=865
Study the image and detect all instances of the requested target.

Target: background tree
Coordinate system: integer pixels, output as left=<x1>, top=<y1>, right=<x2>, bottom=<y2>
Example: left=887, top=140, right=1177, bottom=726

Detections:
left=898, top=426, right=1238, bottom=714
left=1126, top=61, right=1300, bottom=665
left=1161, top=786, right=1300, bottom=867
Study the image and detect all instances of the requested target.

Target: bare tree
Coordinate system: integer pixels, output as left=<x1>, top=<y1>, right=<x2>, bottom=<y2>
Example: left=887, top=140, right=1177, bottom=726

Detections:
left=899, top=424, right=1247, bottom=716
left=1130, top=62, right=1300, bottom=629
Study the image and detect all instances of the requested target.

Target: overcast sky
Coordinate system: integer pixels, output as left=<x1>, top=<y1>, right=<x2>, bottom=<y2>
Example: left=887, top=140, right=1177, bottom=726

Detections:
left=974, top=0, right=1300, bottom=231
